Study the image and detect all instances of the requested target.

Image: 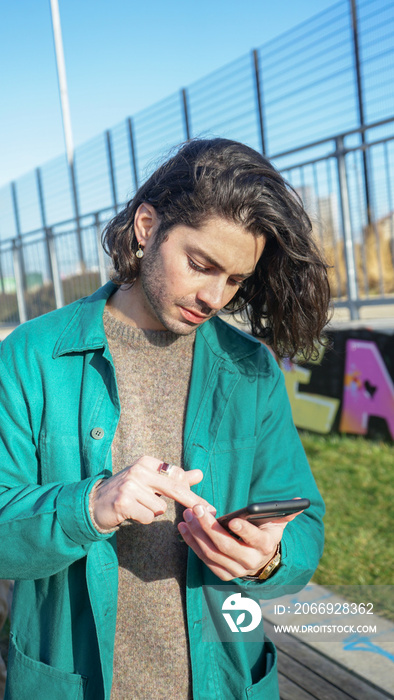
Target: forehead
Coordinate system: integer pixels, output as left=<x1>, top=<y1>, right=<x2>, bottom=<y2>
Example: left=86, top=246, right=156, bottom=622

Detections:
left=170, top=216, right=265, bottom=274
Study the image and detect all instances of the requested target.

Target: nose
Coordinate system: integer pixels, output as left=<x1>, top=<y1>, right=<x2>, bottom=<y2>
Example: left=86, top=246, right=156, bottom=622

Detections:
left=196, top=276, right=230, bottom=311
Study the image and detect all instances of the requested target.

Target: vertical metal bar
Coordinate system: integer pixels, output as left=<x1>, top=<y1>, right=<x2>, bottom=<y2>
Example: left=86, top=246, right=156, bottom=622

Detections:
left=326, top=159, right=343, bottom=296
left=367, top=145, right=385, bottom=295
left=69, top=160, right=85, bottom=268
left=36, top=167, right=54, bottom=284
left=95, top=213, right=108, bottom=286
left=11, top=181, right=27, bottom=292
left=384, top=141, right=394, bottom=267
left=47, top=227, right=64, bottom=309
left=106, top=130, right=118, bottom=213
left=0, top=246, right=5, bottom=295
left=353, top=151, right=369, bottom=294
left=312, top=162, right=325, bottom=248
left=11, top=182, right=22, bottom=238
left=181, top=88, right=191, bottom=141
left=299, top=166, right=307, bottom=208
left=12, top=239, right=27, bottom=324
left=252, top=49, right=266, bottom=155
left=336, top=136, right=359, bottom=319
left=127, top=117, right=139, bottom=192
left=350, top=0, right=372, bottom=227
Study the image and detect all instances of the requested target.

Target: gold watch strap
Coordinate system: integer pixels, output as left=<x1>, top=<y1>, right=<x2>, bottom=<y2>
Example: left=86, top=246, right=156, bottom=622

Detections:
left=245, top=543, right=281, bottom=581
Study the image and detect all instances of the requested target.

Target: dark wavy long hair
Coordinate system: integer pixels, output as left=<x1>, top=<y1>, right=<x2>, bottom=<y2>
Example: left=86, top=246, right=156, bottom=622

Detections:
left=102, top=138, right=331, bottom=360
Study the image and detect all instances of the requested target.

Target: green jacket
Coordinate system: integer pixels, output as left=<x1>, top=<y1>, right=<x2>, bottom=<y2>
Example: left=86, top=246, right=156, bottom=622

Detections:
left=0, top=283, right=324, bottom=699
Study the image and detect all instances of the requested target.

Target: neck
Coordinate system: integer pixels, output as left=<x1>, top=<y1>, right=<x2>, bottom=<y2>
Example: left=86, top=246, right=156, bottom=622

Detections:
left=106, top=283, right=164, bottom=330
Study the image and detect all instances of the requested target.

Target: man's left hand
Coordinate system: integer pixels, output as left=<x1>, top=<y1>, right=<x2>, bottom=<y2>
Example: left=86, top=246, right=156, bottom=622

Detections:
left=178, top=505, right=300, bottom=581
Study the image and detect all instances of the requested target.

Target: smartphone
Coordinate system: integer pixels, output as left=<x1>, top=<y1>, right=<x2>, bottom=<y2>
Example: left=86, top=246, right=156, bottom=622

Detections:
left=217, top=498, right=310, bottom=532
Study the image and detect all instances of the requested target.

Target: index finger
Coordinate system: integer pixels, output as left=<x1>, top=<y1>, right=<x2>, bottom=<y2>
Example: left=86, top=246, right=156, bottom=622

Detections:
left=151, top=471, right=215, bottom=512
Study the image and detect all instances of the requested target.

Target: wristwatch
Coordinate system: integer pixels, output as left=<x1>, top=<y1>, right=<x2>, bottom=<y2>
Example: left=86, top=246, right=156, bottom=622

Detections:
left=245, top=543, right=281, bottom=581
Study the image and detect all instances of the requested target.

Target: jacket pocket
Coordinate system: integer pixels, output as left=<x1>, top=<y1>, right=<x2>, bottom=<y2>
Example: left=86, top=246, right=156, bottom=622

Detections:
left=6, top=634, right=87, bottom=700
left=245, top=637, right=279, bottom=699
left=211, top=436, right=257, bottom=514
left=39, top=432, right=83, bottom=484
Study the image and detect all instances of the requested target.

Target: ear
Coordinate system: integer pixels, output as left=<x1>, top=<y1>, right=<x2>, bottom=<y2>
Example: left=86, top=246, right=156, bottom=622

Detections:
left=134, top=203, right=159, bottom=246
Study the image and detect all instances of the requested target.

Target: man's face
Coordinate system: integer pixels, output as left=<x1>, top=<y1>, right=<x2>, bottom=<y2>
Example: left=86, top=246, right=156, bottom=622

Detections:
left=135, top=215, right=265, bottom=334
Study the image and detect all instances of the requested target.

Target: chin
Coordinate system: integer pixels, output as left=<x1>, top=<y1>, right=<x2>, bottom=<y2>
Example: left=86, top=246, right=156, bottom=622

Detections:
left=165, top=320, right=198, bottom=335
left=158, top=311, right=201, bottom=335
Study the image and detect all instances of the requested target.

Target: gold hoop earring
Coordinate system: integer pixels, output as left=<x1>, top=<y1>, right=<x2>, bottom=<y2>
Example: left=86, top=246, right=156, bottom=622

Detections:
left=135, top=242, right=144, bottom=259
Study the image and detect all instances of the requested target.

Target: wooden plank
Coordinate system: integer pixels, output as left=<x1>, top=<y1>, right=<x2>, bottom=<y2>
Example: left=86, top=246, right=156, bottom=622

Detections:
left=278, top=673, right=318, bottom=700
left=277, top=648, right=355, bottom=700
left=264, top=619, right=393, bottom=700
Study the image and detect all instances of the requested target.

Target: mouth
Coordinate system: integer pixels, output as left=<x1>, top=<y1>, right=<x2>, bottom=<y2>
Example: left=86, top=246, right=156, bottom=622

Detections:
left=178, top=306, right=210, bottom=324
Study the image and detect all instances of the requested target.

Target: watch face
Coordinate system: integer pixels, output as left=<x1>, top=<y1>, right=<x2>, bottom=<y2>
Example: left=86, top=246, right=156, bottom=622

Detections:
left=245, top=546, right=281, bottom=581
left=259, top=553, right=281, bottom=580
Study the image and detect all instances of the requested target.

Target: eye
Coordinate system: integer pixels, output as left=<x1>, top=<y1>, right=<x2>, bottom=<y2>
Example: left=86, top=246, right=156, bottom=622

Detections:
left=188, top=257, right=208, bottom=273
left=229, top=278, right=245, bottom=288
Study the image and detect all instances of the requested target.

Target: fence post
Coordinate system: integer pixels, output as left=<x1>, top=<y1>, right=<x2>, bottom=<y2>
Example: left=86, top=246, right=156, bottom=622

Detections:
left=349, top=0, right=372, bottom=228
left=46, top=227, right=64, bottom=309
left=12, top=239, right=27, bottom=324
left=252, top=49, right=266, bottom=155
left=69, top=160, right=85, bottom=270
left=36, top=167, right=55, bottom=284
left=11, top=182, right=27, bottom=292
left=106, top=130, right=118, bottom=212
left=181, top=88, right=191, bottom=141
left=95, top=213, right=108, bottom=286
left=336, top=136, right=359, bottom=320
left=0, top=246, right=5, bottom=295
left=127, top=117, right=139, bottom=192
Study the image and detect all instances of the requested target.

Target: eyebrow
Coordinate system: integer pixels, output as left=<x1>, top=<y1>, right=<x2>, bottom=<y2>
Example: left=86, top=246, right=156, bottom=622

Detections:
left=187, top=246, right=254, bottom=279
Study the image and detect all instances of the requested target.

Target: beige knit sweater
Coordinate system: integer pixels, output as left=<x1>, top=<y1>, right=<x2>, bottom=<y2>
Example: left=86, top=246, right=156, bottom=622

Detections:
left=103, top=309, right=196, bottom=700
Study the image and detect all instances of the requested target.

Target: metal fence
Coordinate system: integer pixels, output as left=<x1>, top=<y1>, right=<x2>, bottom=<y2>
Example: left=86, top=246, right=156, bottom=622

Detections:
left=0, top=0, right=394, bottom=325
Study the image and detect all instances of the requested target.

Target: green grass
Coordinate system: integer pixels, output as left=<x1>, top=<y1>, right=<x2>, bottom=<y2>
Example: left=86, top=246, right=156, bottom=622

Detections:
left=301, top=431, right=394, bottom=619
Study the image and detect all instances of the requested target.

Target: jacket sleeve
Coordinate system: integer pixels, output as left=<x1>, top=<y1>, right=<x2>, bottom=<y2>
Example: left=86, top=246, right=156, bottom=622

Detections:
left=0, top=354, right=113, bottom=581
left=240, top=349, right=325, bottom=593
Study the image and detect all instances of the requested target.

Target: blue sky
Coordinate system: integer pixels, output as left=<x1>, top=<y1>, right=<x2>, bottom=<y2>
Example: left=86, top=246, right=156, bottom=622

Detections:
left=0, top=0, right=340, bottom=188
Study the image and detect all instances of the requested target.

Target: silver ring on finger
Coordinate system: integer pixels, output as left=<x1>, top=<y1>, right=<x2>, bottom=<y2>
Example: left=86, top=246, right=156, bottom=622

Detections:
left=158, top=462, right=175, bottom=477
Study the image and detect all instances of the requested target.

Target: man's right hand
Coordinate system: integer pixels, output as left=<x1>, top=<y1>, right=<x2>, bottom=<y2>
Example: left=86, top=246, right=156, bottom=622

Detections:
left=89, top=455, right=211, bottom=531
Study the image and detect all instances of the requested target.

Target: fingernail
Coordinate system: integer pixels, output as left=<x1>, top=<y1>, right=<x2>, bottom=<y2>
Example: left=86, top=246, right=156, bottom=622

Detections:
left=207, top=505, right=217, bottom=515
left=184, top=509, right=193, bottom=523
left=194, top=505, right=204, bottom=518
left=178, top=523, right=187, bottom=536
left=230, top=519, right=242, bottom=531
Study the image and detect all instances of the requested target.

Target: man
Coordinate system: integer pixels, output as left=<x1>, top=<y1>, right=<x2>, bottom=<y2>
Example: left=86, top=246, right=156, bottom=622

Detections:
left=0, top=138, right=329, bottom=699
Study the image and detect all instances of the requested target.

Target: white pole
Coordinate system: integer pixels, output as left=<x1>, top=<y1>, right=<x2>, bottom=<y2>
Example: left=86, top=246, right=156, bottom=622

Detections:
left=49, top=0, right=74, bottom=167
left=49, top=0, right=85, bottom=267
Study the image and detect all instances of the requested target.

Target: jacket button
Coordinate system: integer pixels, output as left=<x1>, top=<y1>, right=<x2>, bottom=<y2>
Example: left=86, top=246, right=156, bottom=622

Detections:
left=91, top=427, right=105, bottom=440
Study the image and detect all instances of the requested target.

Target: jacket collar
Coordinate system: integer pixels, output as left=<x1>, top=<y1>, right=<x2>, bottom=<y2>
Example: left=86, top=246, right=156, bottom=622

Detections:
left=198, top=315, right=261, bottom=364
left=53, top=282, right=260, bottom=363
left=53, top=282, right=117, bottom=358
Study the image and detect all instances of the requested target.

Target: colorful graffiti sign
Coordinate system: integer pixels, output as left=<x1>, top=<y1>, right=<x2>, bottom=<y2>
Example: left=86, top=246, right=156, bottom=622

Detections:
left=280, top=329, right=394, bottom=441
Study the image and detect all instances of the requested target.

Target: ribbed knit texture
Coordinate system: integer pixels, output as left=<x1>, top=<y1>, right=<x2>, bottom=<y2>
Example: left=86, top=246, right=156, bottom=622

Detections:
left=103, top=309, right=195, bottom=700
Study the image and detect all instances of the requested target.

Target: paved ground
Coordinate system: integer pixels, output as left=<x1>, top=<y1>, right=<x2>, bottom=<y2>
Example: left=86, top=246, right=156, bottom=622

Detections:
left=261, top=583, right=394, bottom=697
left=264, top=615, right=393, bottom=700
